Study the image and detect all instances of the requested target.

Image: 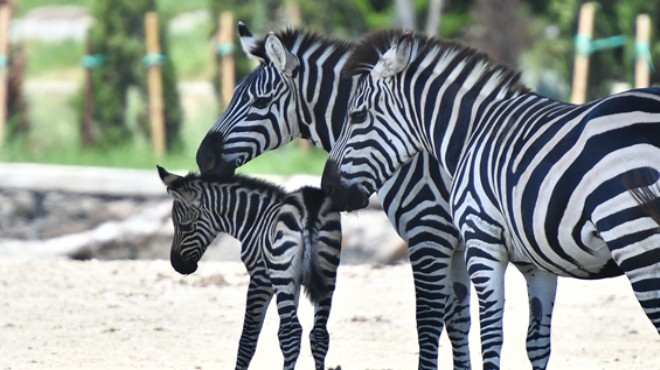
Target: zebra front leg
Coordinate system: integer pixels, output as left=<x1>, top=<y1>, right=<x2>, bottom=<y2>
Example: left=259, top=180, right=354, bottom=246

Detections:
left=444, top=246, right=472, bottom=370
left=274, top=287, right=303, bottom=370
left=407, top=241, right=448, bottom=370
left=235, top=273, right=274, bottom=370
left=466, top=240, right=508, bottom=370
left=516, top=264, right=557, bottom=370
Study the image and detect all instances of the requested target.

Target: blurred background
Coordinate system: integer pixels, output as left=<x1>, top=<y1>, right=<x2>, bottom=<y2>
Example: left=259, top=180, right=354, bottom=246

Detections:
left=0, top=0, right=658, bottom=261
left=0, top=0, right=657, bottom=173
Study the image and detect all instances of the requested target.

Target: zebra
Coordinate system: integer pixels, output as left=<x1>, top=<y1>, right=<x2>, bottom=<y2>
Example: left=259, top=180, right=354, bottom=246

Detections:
left=157, top=165, right=342, bottom=370
left=322, top=29, right=660, bottom=370
left=195, top=23, right=472, bottom=370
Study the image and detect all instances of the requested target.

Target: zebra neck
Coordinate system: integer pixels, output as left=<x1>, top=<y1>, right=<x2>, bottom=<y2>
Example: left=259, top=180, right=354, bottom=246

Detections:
left=292, top=43, right=355, bottom=152
left=425, top=77, right=527, bottom=176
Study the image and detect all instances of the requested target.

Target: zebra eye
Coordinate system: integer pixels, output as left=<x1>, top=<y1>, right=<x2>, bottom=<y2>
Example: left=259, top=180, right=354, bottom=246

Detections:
left=179, top=222, right=193, bottom=232
left=350, top=109, right=368, bottom=123
left=252, top=96, right=270, bottom=109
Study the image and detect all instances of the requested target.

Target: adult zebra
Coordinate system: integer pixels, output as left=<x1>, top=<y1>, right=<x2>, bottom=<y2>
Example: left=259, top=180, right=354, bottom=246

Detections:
left=195, top=23, right=472, bottom=369
left=158, top=166, right=342, bottom=370
left=322, top=29, right=660, bottom=370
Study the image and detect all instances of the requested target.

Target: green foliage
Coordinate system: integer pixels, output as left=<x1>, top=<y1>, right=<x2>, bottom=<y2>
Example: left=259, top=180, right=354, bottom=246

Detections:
left=85, top=0, right=183, bottom=150
left=531, top=0, right=659, bottom=100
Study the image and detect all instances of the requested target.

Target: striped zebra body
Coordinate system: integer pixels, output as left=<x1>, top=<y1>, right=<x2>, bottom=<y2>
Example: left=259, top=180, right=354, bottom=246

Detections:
left=196, top=24, right=471, bottom=369
left=323, top=30, right=660, bottom=370
left=158, top=166, right=341, bottom=370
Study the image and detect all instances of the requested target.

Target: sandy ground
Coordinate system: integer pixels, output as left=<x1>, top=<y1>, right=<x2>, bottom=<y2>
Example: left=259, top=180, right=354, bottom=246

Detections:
left=0, top=258, right=658, bottom=370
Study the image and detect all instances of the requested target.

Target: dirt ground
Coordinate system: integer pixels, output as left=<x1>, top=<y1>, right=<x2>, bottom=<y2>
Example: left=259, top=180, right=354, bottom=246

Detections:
left=0, top=258, right=658, bottom=370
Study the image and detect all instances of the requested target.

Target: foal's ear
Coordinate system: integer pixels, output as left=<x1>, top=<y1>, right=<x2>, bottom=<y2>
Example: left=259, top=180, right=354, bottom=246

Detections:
left=372, top=32, right=413, bottom=79
left=238, top=21, right=266, bottom=63
left=265, top=33, right=299, bottom=77
left=157, top=165, right=181, bottom=187
left=157, top=165, right=199, bottom=205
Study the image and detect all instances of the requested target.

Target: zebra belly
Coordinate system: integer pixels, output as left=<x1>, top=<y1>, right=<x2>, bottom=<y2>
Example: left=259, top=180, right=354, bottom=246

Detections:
left=506, top=227, right=623, bottom=279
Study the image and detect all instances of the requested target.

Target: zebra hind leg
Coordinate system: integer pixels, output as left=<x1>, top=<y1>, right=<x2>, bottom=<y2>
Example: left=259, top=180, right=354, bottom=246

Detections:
left=601, top=179, right=660, bottom=333
left=516, top=264, right=557, bottom=370
left=309, top=296, right=333, bottom=370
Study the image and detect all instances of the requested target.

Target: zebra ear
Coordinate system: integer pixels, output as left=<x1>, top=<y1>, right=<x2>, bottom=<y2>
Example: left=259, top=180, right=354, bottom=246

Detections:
left=157, top=165, right=182, bottom=187
left=265, top=33, right=299, bottom=77
left=238, top=21, right=265, bottom=63
left=372, top=32, right=413, bottom=79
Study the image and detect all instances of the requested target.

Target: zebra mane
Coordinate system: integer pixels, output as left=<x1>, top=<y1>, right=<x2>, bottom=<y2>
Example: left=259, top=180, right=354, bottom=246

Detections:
left=344, top=29, right=529, bottom=94
left=250, top=27, right=353, bottom=62
left=174, top=172, right=287, bottom=199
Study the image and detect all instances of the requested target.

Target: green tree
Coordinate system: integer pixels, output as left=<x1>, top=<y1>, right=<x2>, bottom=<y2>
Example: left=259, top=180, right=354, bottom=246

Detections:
left=86, top=0, right=182, bottom=150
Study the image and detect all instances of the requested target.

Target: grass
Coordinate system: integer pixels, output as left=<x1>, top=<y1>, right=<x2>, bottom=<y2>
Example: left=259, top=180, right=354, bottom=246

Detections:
left=5, top=0, right=328, bottom=175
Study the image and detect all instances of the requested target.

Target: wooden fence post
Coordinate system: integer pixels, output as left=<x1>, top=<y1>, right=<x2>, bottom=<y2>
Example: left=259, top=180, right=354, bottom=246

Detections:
left=217, top=11, right=235, bottom=109
left=144, top=11, right=166, bottom=156
left=635, top=14, right=651, bottom=89
left=570, top=2, right=596, bottom=104
left=0, top=0, right=12, bottom=144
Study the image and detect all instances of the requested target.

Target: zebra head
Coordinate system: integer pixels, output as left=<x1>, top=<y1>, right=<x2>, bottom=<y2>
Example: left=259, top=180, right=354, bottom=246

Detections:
left=197, top=22, right=301, bottom=177
left=323, top=32, right=423, bottom=211
left=158, top=166, right=213, bottom=275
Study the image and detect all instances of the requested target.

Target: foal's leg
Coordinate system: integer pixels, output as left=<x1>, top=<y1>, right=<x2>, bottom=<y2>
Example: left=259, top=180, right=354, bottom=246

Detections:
left=235, top=271, right=274, bottom=370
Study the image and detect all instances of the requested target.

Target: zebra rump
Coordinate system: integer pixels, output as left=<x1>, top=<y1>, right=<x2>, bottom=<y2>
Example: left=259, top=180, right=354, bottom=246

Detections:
left=625, top=171, right=660, bottom=231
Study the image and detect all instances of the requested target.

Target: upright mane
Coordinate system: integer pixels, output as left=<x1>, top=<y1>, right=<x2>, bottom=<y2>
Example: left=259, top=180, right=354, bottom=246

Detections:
left=345, top=29, right=529, bottom=94
left=251, top=27, right=354, bottom=61
left=176, top=172, right=287, bottom=199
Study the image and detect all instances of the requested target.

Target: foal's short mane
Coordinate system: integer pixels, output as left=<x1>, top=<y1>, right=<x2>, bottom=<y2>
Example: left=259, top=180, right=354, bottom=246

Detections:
left=174, top=172, right=287, bottom=198
left=344, top=29, right=529, bottom=94
left=250, top=27, right=354, bottom=62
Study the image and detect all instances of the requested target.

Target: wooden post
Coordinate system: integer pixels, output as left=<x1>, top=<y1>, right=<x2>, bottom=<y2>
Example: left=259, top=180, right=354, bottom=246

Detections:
left=570, top=2, right=595, bottom=104
left=217, top=11, right=235, bottom=109
left=0, top=1, right=12, bottom=144
left=635, top=14, right=651, bottom=89
left=144, top=11, right=166, bottom=156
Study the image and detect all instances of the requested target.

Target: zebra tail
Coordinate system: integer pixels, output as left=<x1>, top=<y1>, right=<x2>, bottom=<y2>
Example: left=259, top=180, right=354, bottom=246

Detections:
left=624, top=171, right=660, bottom=230
left=302, top=225, right=329, bottom=305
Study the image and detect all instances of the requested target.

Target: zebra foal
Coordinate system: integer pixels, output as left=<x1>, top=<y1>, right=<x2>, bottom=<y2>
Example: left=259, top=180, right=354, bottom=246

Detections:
left=158, top=166, right=342, bottom=370
left=323, top=30, right=660, bottom=370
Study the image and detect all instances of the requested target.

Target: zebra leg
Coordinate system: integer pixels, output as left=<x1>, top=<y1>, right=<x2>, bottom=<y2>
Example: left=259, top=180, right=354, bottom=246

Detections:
left=466, top=240, right=508, bottom=370
left=407, top=240, right=448, bottom=370
left=309, top=295, right=333, bottom=370
left=443, top=246, right=472, bottom=370
left=602, top=232, right=660, bottom=333
left=274, top=287, right=303, bottom=370
left=516, top=264, right=557, bottom=370
left=235, top=272, right=274, bottom=370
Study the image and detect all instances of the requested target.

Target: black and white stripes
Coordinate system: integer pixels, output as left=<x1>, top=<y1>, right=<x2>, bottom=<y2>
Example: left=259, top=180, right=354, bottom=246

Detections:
left=324, top=29, right=660, bottom=370
left=196, top=24, right=473, bottom=370
left=158, top=166, right=341, bottom=370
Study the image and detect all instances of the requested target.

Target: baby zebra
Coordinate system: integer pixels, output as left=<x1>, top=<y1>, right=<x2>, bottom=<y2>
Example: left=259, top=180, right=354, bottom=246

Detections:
left=158, top=166, right=342, bottom=370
